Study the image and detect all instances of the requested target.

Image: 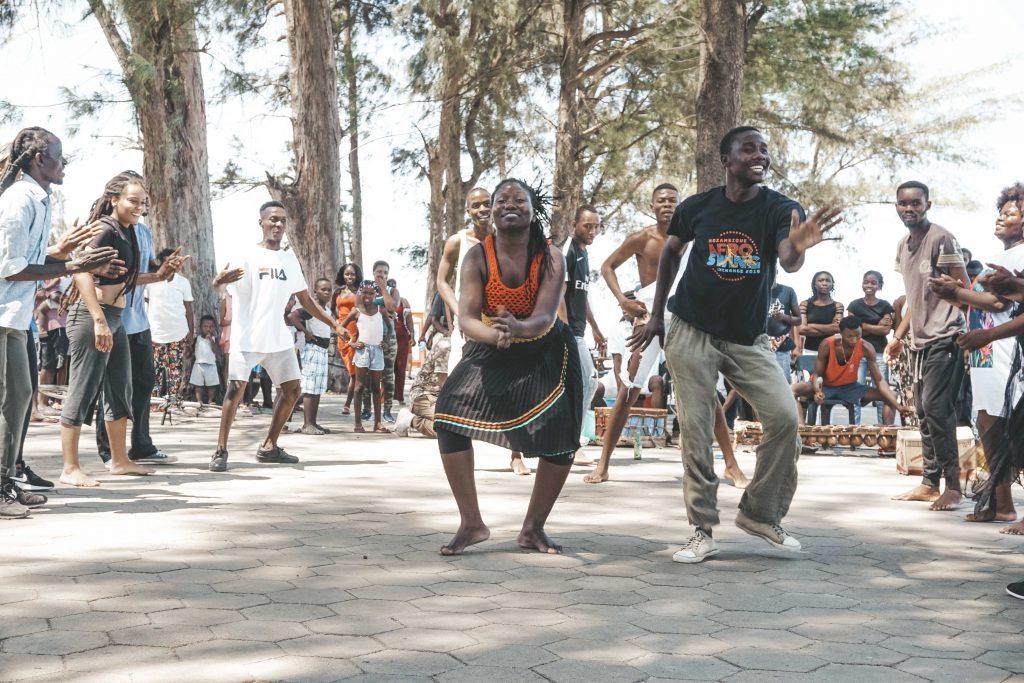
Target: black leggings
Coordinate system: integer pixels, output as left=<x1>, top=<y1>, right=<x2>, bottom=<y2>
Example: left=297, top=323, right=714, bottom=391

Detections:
left=436, top=425, right=574, bottom=466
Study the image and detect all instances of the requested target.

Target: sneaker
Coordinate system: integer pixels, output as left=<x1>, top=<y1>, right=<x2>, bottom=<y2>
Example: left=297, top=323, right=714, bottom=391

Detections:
left=382, top=412, right=396, bottom=424
left=12, top=482, right=47, bottom=507
left=393, top=409, right=413, bottom=437
left=210, top=448, right=229, bottom=472
left=672, top=529, right=719, bottom=564
left=256, top=445, right=299, bottom=464
left=0, top=480, right=31, bottom=519
left=12, top=464, right=54, bottom=491
left=1007, top=581, right=1024, bottom=600
left=130, top=449, right=178, bottom=465
left=361, top=408, right=371, bottom=421
left=735, top=510, right=802, bottom=552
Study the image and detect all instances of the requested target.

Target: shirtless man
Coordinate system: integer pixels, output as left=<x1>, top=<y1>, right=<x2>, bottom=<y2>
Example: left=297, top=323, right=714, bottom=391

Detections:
left=584, top=184, right=748, bottom=487
left=437, top=187, right=528, bottom=475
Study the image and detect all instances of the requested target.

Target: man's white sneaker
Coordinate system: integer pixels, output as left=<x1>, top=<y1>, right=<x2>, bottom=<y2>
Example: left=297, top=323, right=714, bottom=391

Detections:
left=735, top=510, right=802, bottom=552
left=672, top=528, right=719, bottom=564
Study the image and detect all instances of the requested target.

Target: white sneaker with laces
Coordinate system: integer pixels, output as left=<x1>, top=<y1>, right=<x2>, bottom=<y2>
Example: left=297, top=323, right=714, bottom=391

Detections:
left=672, top=528, right=719, bottom=564
left=735, top=510, right=802, bottom=552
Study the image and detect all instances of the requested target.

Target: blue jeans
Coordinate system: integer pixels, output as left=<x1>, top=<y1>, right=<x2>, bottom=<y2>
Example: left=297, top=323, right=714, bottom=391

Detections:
left=774, top=350, right=793, bottom=384
left=856, top=352, right=889, bottom=424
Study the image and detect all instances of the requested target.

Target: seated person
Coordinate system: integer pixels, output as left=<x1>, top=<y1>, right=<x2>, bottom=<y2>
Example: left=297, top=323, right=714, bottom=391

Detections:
left=792, top=316, right=909, bottom=426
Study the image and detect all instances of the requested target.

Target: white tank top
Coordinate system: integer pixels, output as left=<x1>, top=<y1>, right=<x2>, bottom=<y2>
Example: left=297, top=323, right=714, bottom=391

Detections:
left=356, top=308, right=384, bottom=346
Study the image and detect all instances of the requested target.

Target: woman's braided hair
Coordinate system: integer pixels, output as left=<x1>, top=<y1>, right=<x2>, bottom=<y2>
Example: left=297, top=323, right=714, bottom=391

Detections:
left=0, top=127, right=57, bottom=195
left=491, top=179, right=553, bottom=283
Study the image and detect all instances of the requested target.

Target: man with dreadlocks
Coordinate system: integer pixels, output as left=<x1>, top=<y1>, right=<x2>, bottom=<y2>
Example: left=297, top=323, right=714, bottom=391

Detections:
left=58, top=171, right=188, bottom=488
left=433, top=179, right=583, bottom=555
left=0, top=127, right=119, bottom=516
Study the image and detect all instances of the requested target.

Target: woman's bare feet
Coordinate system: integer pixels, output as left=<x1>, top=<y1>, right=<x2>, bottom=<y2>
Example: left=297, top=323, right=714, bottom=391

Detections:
left=1000, top=520, right=1024, bottom=535
left=929, top=489, right=963, bottom=511
left=892, top=484, right=940, bottom=502
left=59, top=469, right=100, bottom=487
left=440, top=523, right=490, bottom=555
left=965, top=510, right=1017, bottom=523
left=573, top=455, right=595, bottom=466
left=583, top=468, right=609, bottom=484
left=723, top=464, right=749, bottom=489
left=517, top=527, right=562, bottom=554
left=109, top=462, right=155, bottom=476
left=511, top=458, right=531, bottom=476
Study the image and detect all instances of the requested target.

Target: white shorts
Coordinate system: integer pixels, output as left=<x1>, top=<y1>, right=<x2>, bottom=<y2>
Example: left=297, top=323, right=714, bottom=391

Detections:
left=190, top=362, right=220, bottom=387
left=228, top=348, right=301, bottom=384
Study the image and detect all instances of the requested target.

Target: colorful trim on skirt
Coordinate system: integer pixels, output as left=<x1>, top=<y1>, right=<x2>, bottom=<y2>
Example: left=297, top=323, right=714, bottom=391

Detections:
left=434, top=319, right=582, bottom=458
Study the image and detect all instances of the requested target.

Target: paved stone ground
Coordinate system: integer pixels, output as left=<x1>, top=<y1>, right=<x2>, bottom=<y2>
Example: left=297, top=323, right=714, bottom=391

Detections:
left=4, top=396, right=1023, bottom=683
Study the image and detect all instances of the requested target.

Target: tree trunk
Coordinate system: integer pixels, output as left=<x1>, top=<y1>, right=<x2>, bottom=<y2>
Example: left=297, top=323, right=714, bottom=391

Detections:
left=273, top=0, right=343, bottom=285
left=339, top=0, right=363, bottom=269
left=89, top=0, right=218, bottom=320
left=551, top=0, right=584, bottom=245
left=424, top=139, right=445, bottom=312
left=694, top=0, right=747, bottom=193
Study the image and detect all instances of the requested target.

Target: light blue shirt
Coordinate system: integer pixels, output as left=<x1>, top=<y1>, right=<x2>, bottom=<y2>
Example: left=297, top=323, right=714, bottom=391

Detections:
left=0, top=175, right=52, bottom=330
left=121, top=222, right=154, bottom=334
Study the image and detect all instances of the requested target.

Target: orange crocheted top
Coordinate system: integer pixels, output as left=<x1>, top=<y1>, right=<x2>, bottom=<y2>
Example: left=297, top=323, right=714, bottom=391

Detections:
left=481, top=234, right=544, bottom=319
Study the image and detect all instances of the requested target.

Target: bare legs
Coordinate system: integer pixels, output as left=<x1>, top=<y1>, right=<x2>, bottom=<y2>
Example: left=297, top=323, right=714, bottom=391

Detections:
left=59, top=417, right=153, bottom=487
left=261, top=380, right=301, bottom=450
left=715, top=402, right=748, bottom=488
left=966, top=411, right=1017, bottom=523
left=440, top=448, right=569, bottom=555
left=353, top=368, right=383, bottom=432
left=300, top=394, right=330, bottom=434
left=217, top=380, right=247, bottom=450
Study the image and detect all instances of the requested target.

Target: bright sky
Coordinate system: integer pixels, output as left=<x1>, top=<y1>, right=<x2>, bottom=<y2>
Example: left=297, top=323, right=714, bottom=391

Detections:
left=2, top=0, right=1022, bottom=335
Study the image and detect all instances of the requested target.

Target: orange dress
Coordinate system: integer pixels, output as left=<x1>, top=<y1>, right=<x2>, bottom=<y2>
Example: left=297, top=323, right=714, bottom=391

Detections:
left=335, top=287, right=359, bottom=374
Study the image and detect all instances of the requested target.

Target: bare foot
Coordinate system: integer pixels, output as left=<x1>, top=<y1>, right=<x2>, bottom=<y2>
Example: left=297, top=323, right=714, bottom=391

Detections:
left=583, top=468, right=608, bottom=484
left=510, top=458, right=531, bottom=476
left=518, top=527, right=562, bottom=554
left=353, top=425, right=366, bottom=433
left=373, top=426, right=390, bottom=434
left=109, top=462, right=155, bottom=476
left=59, top=469, right=100, bottom=487
left=723, top=465, right=749, bottom=489
left=929, top=489, right=963, bottom=511
left=440, top=523, right=491, bottom=555
left=1000, top=520, right=1024, bottom=535
left=892, top=484, right=940, bottom=502
left=965, top=510, right=1017, bottom=523
left=574, top=456, right=595, bottom=466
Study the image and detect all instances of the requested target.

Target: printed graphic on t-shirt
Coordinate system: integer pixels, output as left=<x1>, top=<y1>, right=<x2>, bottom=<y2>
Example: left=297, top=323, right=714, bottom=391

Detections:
left=705, top=230, right=761, bottom=281
left=258, top=267, right=290, bottom=281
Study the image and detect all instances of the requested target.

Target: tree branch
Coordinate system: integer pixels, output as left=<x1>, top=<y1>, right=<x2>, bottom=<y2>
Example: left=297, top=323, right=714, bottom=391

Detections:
left=85, top=0, right=133, bottom=76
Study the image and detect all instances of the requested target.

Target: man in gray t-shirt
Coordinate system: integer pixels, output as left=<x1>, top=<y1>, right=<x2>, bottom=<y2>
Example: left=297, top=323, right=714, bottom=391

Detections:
left=886, top=181, right=969, bottom=511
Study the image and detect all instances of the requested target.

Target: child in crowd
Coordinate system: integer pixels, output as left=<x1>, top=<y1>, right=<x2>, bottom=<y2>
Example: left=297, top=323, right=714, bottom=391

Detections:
left=340, top=280, right=387, bottom=433
left=190, top=314, right=223, bottom=405
left=287, top=278, right=334, bottom=435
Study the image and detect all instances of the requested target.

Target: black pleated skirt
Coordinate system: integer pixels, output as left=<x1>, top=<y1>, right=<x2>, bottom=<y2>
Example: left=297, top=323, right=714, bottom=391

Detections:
left=434, top=319, right=582, bottom=458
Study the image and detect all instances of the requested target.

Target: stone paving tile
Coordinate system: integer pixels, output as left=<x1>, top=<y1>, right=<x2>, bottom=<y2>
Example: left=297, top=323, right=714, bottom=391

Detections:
left=6, top=406, right=1023, bottom=682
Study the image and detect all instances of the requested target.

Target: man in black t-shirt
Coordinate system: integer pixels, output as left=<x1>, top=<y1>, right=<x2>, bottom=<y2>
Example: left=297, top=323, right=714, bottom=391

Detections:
left=631, top=126, right=842, bottom=564
left=559, top=206, right=606, bottom=462
left=767, top=279, right=801, bottom=382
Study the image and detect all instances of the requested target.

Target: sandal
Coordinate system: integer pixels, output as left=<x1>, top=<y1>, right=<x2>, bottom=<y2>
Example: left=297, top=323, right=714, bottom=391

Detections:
left=353, top=426, right=366, bottom=433
left=373, top=426, right=390, bottom=434
left=300, top=425, right=329, bottom=435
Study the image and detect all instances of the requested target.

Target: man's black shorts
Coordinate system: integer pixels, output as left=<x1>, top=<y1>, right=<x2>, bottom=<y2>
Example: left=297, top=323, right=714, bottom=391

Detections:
left=40, top=328, right=69, bottom=371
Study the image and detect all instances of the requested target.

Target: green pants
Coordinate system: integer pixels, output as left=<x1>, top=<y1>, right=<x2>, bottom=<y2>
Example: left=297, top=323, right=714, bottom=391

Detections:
left=664, top=316, right=800, bottom=530
left=381, top=334, right=396, bottom=413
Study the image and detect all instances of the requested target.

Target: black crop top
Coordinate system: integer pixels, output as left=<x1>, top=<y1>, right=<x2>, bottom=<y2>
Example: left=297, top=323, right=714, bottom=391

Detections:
left=90, top=215, right=138, bottom=286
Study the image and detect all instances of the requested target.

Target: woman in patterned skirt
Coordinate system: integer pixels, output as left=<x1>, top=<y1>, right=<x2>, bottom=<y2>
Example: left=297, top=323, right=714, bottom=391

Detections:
left=434, top=179, right=582, bottom=555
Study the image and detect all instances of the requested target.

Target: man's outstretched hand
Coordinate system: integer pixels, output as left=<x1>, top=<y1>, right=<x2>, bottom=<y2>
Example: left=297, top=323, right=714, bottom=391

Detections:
left=787, top=207, right=843, bottom=254
left=627, top=316, right=664, bottom=353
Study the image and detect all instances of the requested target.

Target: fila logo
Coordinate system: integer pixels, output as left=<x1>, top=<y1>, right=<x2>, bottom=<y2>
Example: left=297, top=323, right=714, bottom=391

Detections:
left=258, top=267, right=288, bottom=281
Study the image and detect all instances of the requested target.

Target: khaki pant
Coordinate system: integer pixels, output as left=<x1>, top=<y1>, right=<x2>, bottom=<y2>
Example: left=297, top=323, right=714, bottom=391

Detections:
left=410, top=392, right=436, bottom=438
left=664, top=316, right=800, bottom=530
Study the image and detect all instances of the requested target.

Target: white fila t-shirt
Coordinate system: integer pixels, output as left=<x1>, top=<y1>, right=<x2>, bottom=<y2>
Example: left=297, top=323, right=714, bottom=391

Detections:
left=226, top=244, right=309, bottom=354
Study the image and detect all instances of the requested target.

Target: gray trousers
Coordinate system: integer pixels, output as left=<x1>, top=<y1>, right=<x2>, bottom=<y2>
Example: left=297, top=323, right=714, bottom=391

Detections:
left=61, top=304, right=132, bottom=428
left=664, top=316, right=800, bottom=530
left=1, top=327, right=31, bottom=478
